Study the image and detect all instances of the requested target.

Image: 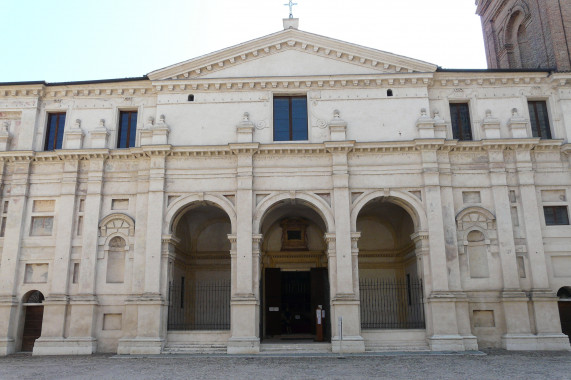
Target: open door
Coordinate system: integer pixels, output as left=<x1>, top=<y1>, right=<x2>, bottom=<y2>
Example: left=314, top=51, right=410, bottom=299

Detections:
left=265, top=268, right=281, bottom=337
left=21, top=306, right=44, bottom=352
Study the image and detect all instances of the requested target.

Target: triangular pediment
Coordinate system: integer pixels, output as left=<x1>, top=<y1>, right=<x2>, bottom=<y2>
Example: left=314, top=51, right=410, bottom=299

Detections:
left=148, top=29, right=437, bottom=81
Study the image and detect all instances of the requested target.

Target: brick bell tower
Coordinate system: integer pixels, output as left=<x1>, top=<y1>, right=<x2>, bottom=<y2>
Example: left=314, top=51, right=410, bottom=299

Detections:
left=476, top=0, right=571, bottom=71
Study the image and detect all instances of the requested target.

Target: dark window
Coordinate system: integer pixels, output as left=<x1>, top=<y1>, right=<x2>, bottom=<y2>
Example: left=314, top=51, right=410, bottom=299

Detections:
left=287, top=230, right=302, bottom=240
left=273, top=96, right=308, bottom=141
left=450, top=103, right=473, bottom=141
left=544, top=206, right=569, bottom=225
left=528, top=101, right=552, bottom=139
left=188, top=94, right=194, bottom=102
left=387, top=89, right=393, bottom=97
left=117, top=111, right=137, bottom=148
left=44, top=113, right=66, bottom=151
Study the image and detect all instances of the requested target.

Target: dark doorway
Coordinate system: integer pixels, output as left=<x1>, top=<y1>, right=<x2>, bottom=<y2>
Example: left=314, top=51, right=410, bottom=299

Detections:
left=558, top=287, right=571, bottom=343
left=21, top=306, right=43, bottom=352
left=264, top=268, right=330, bottom=340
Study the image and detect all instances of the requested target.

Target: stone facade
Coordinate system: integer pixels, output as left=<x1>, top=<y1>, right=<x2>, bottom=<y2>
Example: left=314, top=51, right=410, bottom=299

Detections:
left=0, top=18, right=570, bottom=356
left=476, top=0, right=571, bottom=71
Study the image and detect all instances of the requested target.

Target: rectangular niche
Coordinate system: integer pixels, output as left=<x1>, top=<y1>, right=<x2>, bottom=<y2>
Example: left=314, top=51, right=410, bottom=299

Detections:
left=24, top=263, right=48, bottom=283
left=517, top=256, right=526, bottom=278
left=473, top=310, right=495, bottom=327
left=111, top=199, right=129, bottom=210
left=541, top=190, right=566, bottom=202
left=552, top=256, right=571, bottom=278
left=103, top=313, right=122, bottom=330
left=462, top=191, right=481, bottom=204
left=32, top=200, right=55, bottom=212
left=30, top=216, right=54, bottom=236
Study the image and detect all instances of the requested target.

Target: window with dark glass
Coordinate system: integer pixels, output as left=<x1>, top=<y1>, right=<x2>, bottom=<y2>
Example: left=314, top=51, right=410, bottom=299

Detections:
left=44, top=113, right=66, bottom=151
left=528, top=101, right=552, bottom=139
left=544, top=206, right=569, bottom=225
left=117, top=111, right=138, bottom=148
left=450, top=103, right=473, bottom=141
left=273, top=96, right=308, bottom=141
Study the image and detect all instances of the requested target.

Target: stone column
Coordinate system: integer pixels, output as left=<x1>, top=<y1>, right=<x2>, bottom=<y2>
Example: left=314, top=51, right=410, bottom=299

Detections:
left=0, top=157, right=31, bottom=355
left=68, top=154, right=106, bottom=354
left=227, top=143, right=259, bottom=354
left=417, top=142, right=466, bottom=351
left=34, top=159, right=80, bottom=355
left=325, top=141, right=364, bottom=353
left=119, top=149, right=168, bottom=355
left=515, top=145, right=570, bottom=350
left=485, top=144, right=536, bottom=349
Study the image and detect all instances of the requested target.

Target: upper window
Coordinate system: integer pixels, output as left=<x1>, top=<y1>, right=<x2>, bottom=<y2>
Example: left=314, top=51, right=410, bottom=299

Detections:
left=44, top=113, right=66, bottom=151
left=544, top=206, right=569, bottom=226
left=528, top=101, right=552, bottom=139
left=450, top=103, right=473, bottom=141
left=273, top=96, right=308, bottom=141
left=117, top=111, right=137, bottom=148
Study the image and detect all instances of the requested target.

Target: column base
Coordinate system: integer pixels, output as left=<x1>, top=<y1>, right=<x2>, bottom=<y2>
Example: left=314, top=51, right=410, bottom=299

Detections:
left=331, top=336, right=365, bottom=353
left=227, top=337, right=260, bottom=354
left=0, top=338, right=15, bottom=356
left=428, top=335, right=468, bottom=351
left=117, top=338, right=164, bottom=355
left=33, top=337, right=96, bottom=355
left=502, top=333, right=571, bottom=351
left=461, top=335, right=479, bottom=351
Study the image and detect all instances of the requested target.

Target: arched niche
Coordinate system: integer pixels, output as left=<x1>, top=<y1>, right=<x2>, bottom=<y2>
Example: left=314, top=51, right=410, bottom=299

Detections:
left=20, top=290, right=45, bottom=352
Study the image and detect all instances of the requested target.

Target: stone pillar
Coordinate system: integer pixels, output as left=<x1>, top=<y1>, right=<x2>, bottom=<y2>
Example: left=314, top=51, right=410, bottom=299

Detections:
left=515, top=145, right=570, bottom=350
left=227, top=143, right=259, bottom=354
left=325, top=141, right=364, bottom=353
left=68, top=155, right=105, bottom=354
left=34, top=159, right=80, bottom=355
left=417, top=142, right=466, bottom=351
left=484, top=144, right=536, bottom=349
left=119, top=149, right=169, bottom=355
left=0, top=157, right=31, bottom=355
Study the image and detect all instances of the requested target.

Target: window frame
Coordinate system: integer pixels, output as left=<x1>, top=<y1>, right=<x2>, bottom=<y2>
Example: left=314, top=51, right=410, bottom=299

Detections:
left=272, top=95, right=309, bottom=142
left=44, top=112, right=67, bottom=151
left=116, top=110, right=138, bottom=149
left=528, top=100, right=552, bottom=139
left=449, top=102, right=473, bottom=141
left=543, top=205, right=570, bottom=226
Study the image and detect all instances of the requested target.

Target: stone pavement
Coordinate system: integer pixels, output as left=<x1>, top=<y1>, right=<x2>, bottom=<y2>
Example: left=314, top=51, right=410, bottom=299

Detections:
left=0, top=350, right=570, bottom=380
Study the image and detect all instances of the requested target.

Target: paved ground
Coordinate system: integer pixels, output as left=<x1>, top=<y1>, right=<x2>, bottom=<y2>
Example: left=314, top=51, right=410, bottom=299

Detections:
left=0, top=350, right=570, bottom=380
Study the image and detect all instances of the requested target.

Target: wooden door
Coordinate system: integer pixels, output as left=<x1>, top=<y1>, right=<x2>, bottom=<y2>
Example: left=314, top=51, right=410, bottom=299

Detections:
left=311, top=268, right=330, bottom=340
left=21, top=306, right=43, bottom=352
left=558, top=301, right=571, bottom=343
left=265, top=268, right=281, bottom=337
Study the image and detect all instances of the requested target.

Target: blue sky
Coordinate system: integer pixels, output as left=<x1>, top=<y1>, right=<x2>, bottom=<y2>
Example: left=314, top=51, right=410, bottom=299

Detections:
left=0, top=0, right=486, bottom=82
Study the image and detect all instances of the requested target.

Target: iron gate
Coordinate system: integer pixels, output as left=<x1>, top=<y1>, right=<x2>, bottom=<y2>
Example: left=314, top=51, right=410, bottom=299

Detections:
left=168, top=279, right=231, bottom=330
left=359, top=277, right=425, bottom=329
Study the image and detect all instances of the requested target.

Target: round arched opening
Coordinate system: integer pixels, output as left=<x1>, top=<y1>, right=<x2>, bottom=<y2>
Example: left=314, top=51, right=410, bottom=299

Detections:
left=356, top=198, right=425, bottom=330
left=259, top=199, right=330, bottom=342
left=557, top=286, right=571, bottom=343
left=167, top=203, right=232, bottom=331
left=21, top=290, right=45, bottom=352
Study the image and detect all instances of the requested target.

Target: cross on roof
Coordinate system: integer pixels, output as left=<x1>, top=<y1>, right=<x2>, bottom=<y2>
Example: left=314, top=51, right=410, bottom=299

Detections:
left=284, top=0, right=298, bottom=19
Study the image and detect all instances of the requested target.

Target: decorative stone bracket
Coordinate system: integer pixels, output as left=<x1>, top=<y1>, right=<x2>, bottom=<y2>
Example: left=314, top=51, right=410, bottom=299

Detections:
left=508, top=108, right=529, bottom=138
left=482, top=110, right=501, bottom=139
left=141, top=115, right=170, bottom=146
left=64, top=119, right=84, bottom=150
left=0, top=121, right=11, bottom=151
left=236, top=112, right=255, bottom=143
left=90, top=119, right=109, bottom=149
left=328, top=110, right=347, bottom=141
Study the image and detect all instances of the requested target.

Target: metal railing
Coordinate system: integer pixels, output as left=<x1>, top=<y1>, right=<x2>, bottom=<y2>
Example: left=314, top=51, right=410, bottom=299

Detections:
left=359, top=277, right=425, bottom=329
left=168, top=279, right=231, bottom=330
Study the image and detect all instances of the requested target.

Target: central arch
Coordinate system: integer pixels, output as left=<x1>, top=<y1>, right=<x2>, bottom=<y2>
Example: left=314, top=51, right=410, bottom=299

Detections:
left=257, top=195, right=333, bottom=342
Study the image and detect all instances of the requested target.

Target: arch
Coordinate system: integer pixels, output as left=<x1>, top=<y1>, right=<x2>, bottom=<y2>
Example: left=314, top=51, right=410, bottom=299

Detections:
left=22, top=290, right=44, bottom=304
left=99, top=213, right=135, bottom=237
left=253, top=192, right=335, bottom=234
left=456, top=206, right=496, bottom=231
left=503, top=4, right=532, bottom=68
left=166, top=193, right=237, bottom=234
left=558, top=286, right=571, bottom=299
left=350, top=190, right=427, bottom=232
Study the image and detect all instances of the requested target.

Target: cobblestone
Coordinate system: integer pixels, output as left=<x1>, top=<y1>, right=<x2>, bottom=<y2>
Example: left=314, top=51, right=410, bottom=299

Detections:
left=0, top=350, right=570, bottom=380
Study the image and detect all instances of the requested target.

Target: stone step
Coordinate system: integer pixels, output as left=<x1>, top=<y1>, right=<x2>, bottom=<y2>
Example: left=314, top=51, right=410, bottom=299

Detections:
left=365, top=345, right=430, bottom=352
left=260, top=343, right=331, bottom=353
left=163, top=344, right=227, bottom=354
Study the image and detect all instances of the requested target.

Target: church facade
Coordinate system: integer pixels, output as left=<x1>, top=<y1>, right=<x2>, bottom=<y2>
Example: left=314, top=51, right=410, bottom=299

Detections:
left=0, top=15, right=570, bottom=355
